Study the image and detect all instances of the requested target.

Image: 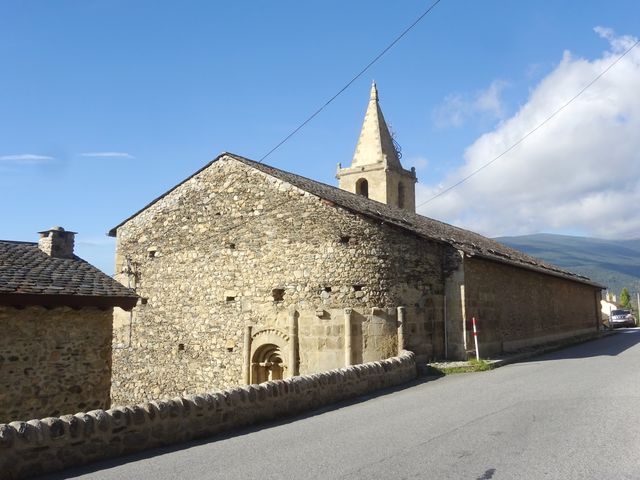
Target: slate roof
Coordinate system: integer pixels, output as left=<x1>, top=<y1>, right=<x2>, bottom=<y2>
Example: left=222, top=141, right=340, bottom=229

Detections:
left=0, top=240, right=138, bottom=309
left=109, top=152, right=603, bottom=289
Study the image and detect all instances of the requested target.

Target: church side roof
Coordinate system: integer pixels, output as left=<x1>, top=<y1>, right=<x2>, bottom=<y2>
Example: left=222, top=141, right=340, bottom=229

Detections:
left=0, top=240, right=138, bottom=309
left=109, top=152, right=603, bottom=289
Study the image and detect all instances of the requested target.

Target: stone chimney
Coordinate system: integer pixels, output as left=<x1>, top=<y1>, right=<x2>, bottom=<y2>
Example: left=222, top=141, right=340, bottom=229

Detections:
left=38, top=226, right=76, bottom=259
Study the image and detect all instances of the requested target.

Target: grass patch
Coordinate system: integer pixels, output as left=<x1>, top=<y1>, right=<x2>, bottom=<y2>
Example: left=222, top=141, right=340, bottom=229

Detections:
left=430, top=358, right=494, bottom=375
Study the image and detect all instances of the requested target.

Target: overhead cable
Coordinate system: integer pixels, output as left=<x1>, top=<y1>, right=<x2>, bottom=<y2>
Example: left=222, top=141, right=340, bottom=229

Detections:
left=417, top=37, right=640, bottom=209
left=258, top=0, right=443, bottom=163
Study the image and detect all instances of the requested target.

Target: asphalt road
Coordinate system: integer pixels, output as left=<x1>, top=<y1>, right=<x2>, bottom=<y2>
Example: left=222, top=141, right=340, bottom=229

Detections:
left=42, top=329, right=640, bottom=480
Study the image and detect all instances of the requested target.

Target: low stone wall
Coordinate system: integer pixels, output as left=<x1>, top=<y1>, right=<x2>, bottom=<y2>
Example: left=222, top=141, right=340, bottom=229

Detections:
left=0, top=351, right=416, bottom=480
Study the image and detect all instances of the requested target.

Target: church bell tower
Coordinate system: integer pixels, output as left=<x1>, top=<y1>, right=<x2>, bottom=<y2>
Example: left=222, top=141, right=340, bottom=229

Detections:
left=336, top=81, right=417, bottom=212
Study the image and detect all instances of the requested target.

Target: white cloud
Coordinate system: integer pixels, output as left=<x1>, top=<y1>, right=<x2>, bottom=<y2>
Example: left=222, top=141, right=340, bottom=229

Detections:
left=0, top=154, right=54, bottom=163
left=594, top=26, right=615, bottom=41
left=434, top=79, right=509, bottom=128
left=80, top=152, right=135, bottom=159
left=418, top=28, right=640, bottom=240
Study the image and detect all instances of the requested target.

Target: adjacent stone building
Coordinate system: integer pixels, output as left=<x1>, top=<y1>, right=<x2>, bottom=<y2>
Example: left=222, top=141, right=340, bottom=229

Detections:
left=109, top=84, right=603, bottom=405
left=0, top=228, right=137, bottom=422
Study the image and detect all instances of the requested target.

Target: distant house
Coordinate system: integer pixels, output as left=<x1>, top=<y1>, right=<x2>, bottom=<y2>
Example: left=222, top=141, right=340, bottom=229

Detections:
left=601, top=298, right=620, bottom=316
left=0, top=227, right=137, bottom=422
left=107, top=84, right=604, bottom=405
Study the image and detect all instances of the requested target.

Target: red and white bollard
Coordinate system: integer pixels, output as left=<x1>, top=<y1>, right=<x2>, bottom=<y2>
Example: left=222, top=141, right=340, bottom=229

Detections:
left=472, top=317, right=480, bottom=361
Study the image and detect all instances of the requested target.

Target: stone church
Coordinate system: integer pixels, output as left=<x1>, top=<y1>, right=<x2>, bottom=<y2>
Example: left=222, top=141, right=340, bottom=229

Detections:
left=109, top=83, right=603, bottom=404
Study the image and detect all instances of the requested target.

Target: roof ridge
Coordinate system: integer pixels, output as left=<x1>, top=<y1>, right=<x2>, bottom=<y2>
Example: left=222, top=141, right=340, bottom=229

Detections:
left=0, top=240, right=38, bottom=245
left=227, top=153, right=487, bottom=234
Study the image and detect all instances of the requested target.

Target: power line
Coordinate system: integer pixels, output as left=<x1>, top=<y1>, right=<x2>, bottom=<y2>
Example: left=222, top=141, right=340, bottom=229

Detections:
left=117, top=0, right=447, bottom=270
left=258, top=0, right=443, bottom=163
left=417, top=37, right=640, bottom=209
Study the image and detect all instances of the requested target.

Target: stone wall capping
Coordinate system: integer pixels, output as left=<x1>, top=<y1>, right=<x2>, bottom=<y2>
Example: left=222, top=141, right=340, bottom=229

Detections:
left=246, top=385, right=260, bottom=403
left=85, top=409, right=108, bottom=433
left=9, top=421, right=30, bottom=444
left=74, top=412, right=95, bottom=439
left=198, top=393, right=216, bottom=410
left=58, top=414, right=80, bottom=440
left=175, top=397, right=193, bottom=417
left=129, top=405, right=147, bottom=425
left=255, top=384, right=269, bottom=402
left=0, top=423, right=16, bottom=448
left=26, top=419, right=46, bottom=444
left=146, top=401, right=164, bottom=420
left=189, top=394, right=208, bottom=410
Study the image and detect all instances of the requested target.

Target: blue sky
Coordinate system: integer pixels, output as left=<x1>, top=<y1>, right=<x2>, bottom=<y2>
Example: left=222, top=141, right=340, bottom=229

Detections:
left=2, top=1, right=639, bottom=274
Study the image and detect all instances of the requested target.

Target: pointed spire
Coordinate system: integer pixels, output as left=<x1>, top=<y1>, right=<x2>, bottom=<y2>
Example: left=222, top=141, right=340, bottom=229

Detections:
left=370, top=80, right=378, bottom=102
left=351, top=81, right=402, bottom=169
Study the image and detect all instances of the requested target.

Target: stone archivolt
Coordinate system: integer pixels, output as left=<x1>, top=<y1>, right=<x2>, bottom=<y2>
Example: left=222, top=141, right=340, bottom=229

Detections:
left=251, top=327, right=290, bottom=343
left=249, top=327, right=291, bottom=383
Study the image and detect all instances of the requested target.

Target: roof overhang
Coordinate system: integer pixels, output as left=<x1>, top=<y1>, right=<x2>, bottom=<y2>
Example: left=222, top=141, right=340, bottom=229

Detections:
left=0, top=293, right=138, bottom=311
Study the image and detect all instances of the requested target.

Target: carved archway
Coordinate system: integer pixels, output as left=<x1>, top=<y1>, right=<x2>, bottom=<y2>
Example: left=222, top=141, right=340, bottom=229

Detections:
left=252, top=344, right=284, bottom=383
left=250, top=328, right=291, bottom=384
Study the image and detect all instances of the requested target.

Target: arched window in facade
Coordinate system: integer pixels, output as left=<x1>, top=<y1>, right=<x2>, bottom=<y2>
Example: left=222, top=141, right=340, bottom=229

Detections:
left=398, top=182, right=405, bottom=209
left=356, top=178, right=369, bottom=198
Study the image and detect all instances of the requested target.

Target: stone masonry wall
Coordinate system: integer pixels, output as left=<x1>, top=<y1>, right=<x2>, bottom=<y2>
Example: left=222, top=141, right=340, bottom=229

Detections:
left=0, top=351, right=416, bottom=480
left=463, top=257, right=601, bottom=357
left=0, top=306, right=112, bottom=423
left=384, top=227, right=450, bottom=362
left=111, top=156, right=441, bottom=404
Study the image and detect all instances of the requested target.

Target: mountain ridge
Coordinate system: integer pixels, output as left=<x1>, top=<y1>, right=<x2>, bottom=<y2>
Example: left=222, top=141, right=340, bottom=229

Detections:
left=494, top=233, right=640, bottom=295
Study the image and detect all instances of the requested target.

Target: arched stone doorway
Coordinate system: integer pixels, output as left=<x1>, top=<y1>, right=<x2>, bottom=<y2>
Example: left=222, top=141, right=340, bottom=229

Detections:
left=252, top=343, right=285, bottom=383
left=248, top=328, right=294, bottom=384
